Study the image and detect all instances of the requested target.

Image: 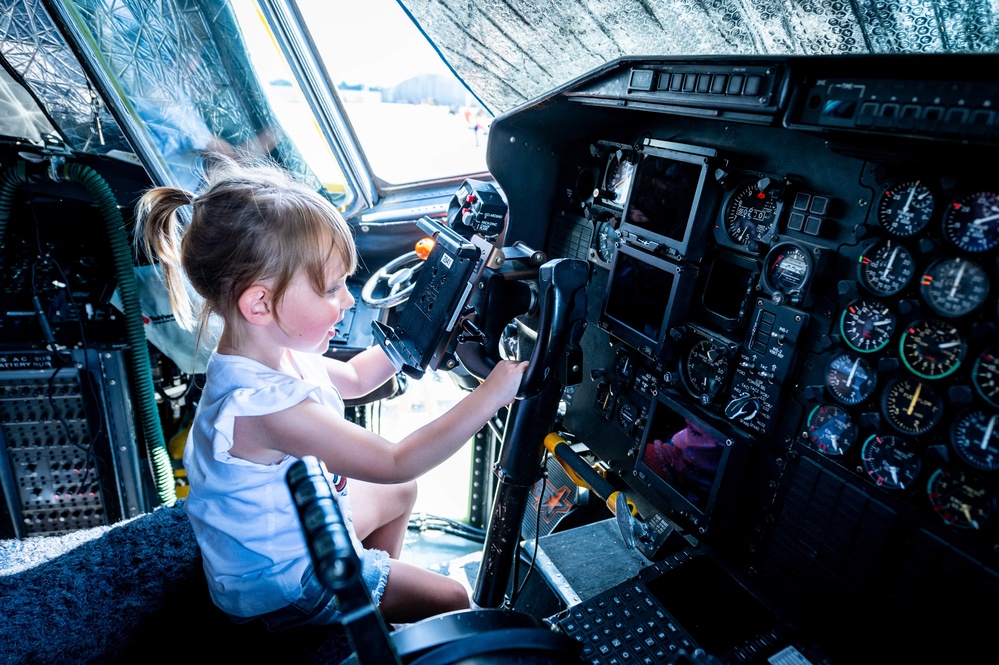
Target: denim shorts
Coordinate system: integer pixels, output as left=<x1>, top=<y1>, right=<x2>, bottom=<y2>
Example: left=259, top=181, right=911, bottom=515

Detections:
left=229, top=547, right=391, bottom=632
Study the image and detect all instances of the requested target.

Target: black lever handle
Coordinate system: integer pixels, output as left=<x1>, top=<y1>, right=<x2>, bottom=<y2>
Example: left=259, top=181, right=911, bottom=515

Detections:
left=518, top=258, right=588, bottom=397
left=286, top=456, right=401, bottom=665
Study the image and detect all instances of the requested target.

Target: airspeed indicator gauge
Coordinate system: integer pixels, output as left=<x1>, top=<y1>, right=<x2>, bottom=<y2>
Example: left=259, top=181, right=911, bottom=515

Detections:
left=876, top=179, right=935, bottom=237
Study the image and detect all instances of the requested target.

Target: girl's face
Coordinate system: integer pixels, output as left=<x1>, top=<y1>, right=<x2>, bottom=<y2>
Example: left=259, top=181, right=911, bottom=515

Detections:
left=276, top=259, right=355, bottom=354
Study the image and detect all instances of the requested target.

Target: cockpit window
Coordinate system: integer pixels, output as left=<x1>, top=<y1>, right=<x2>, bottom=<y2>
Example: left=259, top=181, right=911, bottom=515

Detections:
left=293, top=0, right=491, bottom=185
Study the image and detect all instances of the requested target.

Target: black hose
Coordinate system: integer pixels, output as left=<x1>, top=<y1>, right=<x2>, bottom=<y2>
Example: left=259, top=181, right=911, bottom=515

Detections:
left=0, top=160, right=176, bottom=507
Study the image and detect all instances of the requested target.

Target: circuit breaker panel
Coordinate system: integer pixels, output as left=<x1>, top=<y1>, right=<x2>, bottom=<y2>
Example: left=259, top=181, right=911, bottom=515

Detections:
left=0, top=349, right=148, bottom=538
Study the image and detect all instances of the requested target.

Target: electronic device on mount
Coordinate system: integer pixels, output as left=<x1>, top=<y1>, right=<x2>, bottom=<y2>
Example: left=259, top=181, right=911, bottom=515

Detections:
left=598, top=244, right=696, bottom=362
left=372, top=215, right=488, bottom=380
left=631, top=393, right=749, bottom=539
left=617, top=138, right=720, bottom=262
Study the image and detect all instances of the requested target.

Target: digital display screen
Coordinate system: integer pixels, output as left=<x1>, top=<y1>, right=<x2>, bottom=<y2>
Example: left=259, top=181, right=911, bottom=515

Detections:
left=621, top=149, right=707, bottom=251
left=601, top=247, right=676, bottom=353
left=638, top=400, right=726, bottom=512
left=701, top=252, right=758, bottom=330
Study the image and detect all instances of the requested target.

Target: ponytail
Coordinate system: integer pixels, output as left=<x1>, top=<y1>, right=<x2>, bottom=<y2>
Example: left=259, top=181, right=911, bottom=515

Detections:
left=134, top=188, right=198, bottom=330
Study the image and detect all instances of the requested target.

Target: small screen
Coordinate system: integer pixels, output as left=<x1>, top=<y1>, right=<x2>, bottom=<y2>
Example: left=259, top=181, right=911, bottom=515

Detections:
left=622, top=151, right=704, bottom=246
left=639, top=405, right=725, bottom=512
left=701, top=254, right=757, bottom=327
left=603, top=249, right=674, bottom=349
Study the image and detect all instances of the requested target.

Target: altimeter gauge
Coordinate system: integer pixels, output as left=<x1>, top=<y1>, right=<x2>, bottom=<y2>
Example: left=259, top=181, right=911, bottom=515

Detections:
left=722, top=177, right=782, bottom=250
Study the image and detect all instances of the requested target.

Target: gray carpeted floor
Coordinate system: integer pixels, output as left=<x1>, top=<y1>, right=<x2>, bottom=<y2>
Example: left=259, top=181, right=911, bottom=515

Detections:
left=0, top=501, right=353, bottom=665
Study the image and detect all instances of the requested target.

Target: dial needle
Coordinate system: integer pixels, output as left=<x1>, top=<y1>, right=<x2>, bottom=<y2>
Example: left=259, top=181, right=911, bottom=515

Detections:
left=981, top=414, right=997, bottom=450
left=882, top=246, right=898, bottom=279
left=846, top=357, right=859, bottom=387
left=949, top=260, right=966, bottom=297
left=907, top=382, right=922, bottom=415
left=902, top=182, right=917, bottom=212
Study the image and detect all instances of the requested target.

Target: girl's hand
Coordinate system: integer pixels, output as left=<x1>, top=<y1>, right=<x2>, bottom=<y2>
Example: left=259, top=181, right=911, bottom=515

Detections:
left=481, top=359, right=529, bottom=407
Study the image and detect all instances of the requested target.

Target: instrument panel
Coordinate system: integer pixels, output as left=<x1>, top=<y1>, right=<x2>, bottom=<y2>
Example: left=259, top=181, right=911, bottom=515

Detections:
left=492, top=55, right=999, bottom=661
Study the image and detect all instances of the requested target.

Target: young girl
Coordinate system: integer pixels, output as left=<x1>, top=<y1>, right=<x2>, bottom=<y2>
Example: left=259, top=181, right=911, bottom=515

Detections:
left=135, top=157, right=526, bottom=630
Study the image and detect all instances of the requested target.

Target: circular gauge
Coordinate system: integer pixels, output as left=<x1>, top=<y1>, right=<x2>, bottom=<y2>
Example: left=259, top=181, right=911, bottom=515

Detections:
left=840, top=298, right=896, bottom=353
left=880, top=377, right=944, bottom=435
left=680, top=336, right=732, bottom=403
left=616, top=398, right=640, bottom=433
left=951, top=409, right=999, bottom=472
left=857, top=239, right=916, bottom=297
left=941, top=191, right=999, bottom=253
left=805, top=403, right=857, bottom=456
left=899, top=319, right=967, bottom=380
left=824, top=352, right=877, bottom=405
left=595, top=382, right=616, bottom=417
left=861, top=433, right=922, bottom=490
left=972, top=348, right=999, bottom=408
left=722, top=178, right=782, bottom=248
left=763, top=242, right=812, bottom=301
left=876, top=179, right=935, bottom=237
left=594, top=221, right=621, bottom=264
left=614, top=349, right=635, bottom=384
left=601, top=150, right=636, bottom=208
left=927, top=467, right=997, bottom=530
left=919, top=257, right=989, bottom=318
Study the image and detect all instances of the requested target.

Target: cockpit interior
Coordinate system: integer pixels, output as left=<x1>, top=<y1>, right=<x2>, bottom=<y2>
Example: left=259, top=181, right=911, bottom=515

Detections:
left=1, top=2, right=998, bottom=664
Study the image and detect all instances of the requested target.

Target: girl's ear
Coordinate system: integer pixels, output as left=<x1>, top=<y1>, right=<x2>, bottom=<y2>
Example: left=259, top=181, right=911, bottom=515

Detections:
left=237, top=285, right=273, bottom=325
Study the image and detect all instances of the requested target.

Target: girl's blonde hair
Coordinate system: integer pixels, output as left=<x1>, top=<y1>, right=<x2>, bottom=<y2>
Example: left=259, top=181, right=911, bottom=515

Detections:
left=134, top=157, right=357, bottom=345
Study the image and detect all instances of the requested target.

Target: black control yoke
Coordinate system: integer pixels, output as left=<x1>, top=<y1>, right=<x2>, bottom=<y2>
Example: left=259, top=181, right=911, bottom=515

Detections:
left=471, top=257, right=588, bottom=609
left=458, top=257, right=589, bottom=399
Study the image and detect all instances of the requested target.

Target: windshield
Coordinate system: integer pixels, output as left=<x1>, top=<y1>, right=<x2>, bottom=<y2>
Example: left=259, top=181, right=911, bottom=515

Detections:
left=1, top=0, right=995, bottom=204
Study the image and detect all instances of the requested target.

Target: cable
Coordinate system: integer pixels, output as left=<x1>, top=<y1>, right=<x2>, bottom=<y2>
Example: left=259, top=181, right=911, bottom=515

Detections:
left=508, top=455, right=549, bottom=607
left=408, top=512, right=487, bottom=543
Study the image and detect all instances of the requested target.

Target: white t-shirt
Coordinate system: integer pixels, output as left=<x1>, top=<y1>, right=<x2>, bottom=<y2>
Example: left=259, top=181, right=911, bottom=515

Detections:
left=182, top=350, right=363, bottom=617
